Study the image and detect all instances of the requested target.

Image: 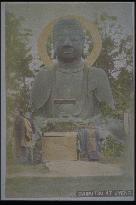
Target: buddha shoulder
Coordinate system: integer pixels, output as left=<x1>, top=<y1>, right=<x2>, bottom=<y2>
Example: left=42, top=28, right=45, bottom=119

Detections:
left=87, top=66, right=114, bottom=108
left=87, top=66, right=108, bottom=79
left=31, top=65, right=53, bottom=110
left=86, top=66, right=108, bottom=89
left=34, top=65, right=53, bottom=80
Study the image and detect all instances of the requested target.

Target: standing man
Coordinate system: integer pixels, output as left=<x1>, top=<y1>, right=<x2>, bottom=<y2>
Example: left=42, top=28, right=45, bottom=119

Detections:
left=14, top=109, right=32, bottom=164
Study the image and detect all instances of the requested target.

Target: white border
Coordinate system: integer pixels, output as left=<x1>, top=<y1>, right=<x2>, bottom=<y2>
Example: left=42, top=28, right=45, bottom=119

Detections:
left=1, top=2, right=6, bottom=200
left=3, top=1, right=133, bottom=4
left=4, top=196, right=134, bottom=201
left=1, top=1, right=135, bottom=201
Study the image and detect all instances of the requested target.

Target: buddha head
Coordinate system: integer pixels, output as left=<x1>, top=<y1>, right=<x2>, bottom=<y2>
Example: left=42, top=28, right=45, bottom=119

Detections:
left=53, top=18, right=85, bottom=63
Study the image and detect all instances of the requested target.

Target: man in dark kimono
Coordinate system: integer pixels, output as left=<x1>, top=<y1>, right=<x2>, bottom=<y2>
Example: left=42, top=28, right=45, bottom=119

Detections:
left=14, top=109, right=32, bottom=164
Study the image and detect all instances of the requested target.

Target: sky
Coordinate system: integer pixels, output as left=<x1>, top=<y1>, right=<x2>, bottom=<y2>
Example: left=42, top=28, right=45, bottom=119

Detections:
left=5, top=2, right=134, bottom=56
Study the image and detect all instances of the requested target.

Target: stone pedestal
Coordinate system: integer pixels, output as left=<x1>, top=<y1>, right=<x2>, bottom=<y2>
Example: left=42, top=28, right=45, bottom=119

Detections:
left=42, top=132, right=77, bottom=161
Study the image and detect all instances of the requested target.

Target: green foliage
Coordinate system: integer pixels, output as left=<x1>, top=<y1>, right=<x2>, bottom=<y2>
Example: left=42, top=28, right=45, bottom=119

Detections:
left=6, top=11, right=33, bottom=116
left=112, top=69, right=132, bottom=114
left=7, top=137, right=14, bottom=165
left=100, top=13, right=117, bottom=22
left=93, top=13, right=133, bottom=119
left=102, top=135, right=124, bottom=158
left=100, top=102, right=120, bottom=119
left=6, top=12, right=32, bottom=86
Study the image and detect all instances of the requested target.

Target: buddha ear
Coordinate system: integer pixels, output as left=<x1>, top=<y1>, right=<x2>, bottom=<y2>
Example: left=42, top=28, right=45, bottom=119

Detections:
left=53, top=44, right=57, bottom=59
left=82, top=44, right=87, bottom=59
left=53, top=49, right=57, bottom=59
left=83, top=33, right=86, bottom=55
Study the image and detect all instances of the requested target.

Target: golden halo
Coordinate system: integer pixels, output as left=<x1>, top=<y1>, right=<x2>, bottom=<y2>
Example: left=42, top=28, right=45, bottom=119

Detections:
left=37, top=16, right=102, bottom=66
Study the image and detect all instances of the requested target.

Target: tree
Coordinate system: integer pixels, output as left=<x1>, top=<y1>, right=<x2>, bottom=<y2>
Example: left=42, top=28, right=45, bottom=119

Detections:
left=6, top=11, right=33, bottom=116
left=92, top=13, right=133, bottom=119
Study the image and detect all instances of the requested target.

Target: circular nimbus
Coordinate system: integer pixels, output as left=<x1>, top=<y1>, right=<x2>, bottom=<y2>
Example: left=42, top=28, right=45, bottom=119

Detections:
left=37, top=16, right=102, bottom=67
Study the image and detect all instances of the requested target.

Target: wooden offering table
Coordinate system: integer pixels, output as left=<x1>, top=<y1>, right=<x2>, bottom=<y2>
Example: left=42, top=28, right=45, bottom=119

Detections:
left=42, top=132, right=78, bottom=161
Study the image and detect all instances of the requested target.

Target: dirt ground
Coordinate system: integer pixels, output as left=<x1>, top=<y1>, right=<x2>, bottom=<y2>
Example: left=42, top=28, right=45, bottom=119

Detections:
left=5, top=160, right=134, bottom=199
left=7, top=160, right=123, bottom=178
left=6, top=175, right=133, bottom=199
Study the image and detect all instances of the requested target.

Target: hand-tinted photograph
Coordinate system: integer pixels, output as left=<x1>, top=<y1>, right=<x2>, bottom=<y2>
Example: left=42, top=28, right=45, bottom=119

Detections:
left=1, top=2, right=134, bottom=201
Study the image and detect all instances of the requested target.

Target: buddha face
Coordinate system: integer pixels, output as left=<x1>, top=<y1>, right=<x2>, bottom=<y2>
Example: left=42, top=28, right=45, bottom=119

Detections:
left=53, top=19, right=85, bottom=63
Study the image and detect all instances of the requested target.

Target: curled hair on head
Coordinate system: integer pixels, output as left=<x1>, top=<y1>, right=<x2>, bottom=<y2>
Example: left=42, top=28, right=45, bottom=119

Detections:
left=52, top=18, right=85, bottom=42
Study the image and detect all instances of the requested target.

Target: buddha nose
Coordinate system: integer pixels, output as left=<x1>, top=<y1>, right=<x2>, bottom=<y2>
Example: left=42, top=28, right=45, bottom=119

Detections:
left=63, top=37, right=72, bottom=46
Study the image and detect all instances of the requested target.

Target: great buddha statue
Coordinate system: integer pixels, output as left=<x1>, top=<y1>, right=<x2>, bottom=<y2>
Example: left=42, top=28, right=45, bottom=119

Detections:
left=30, top=18, right=125, bottom=161
left=31, top=18, right=114, bottom=120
